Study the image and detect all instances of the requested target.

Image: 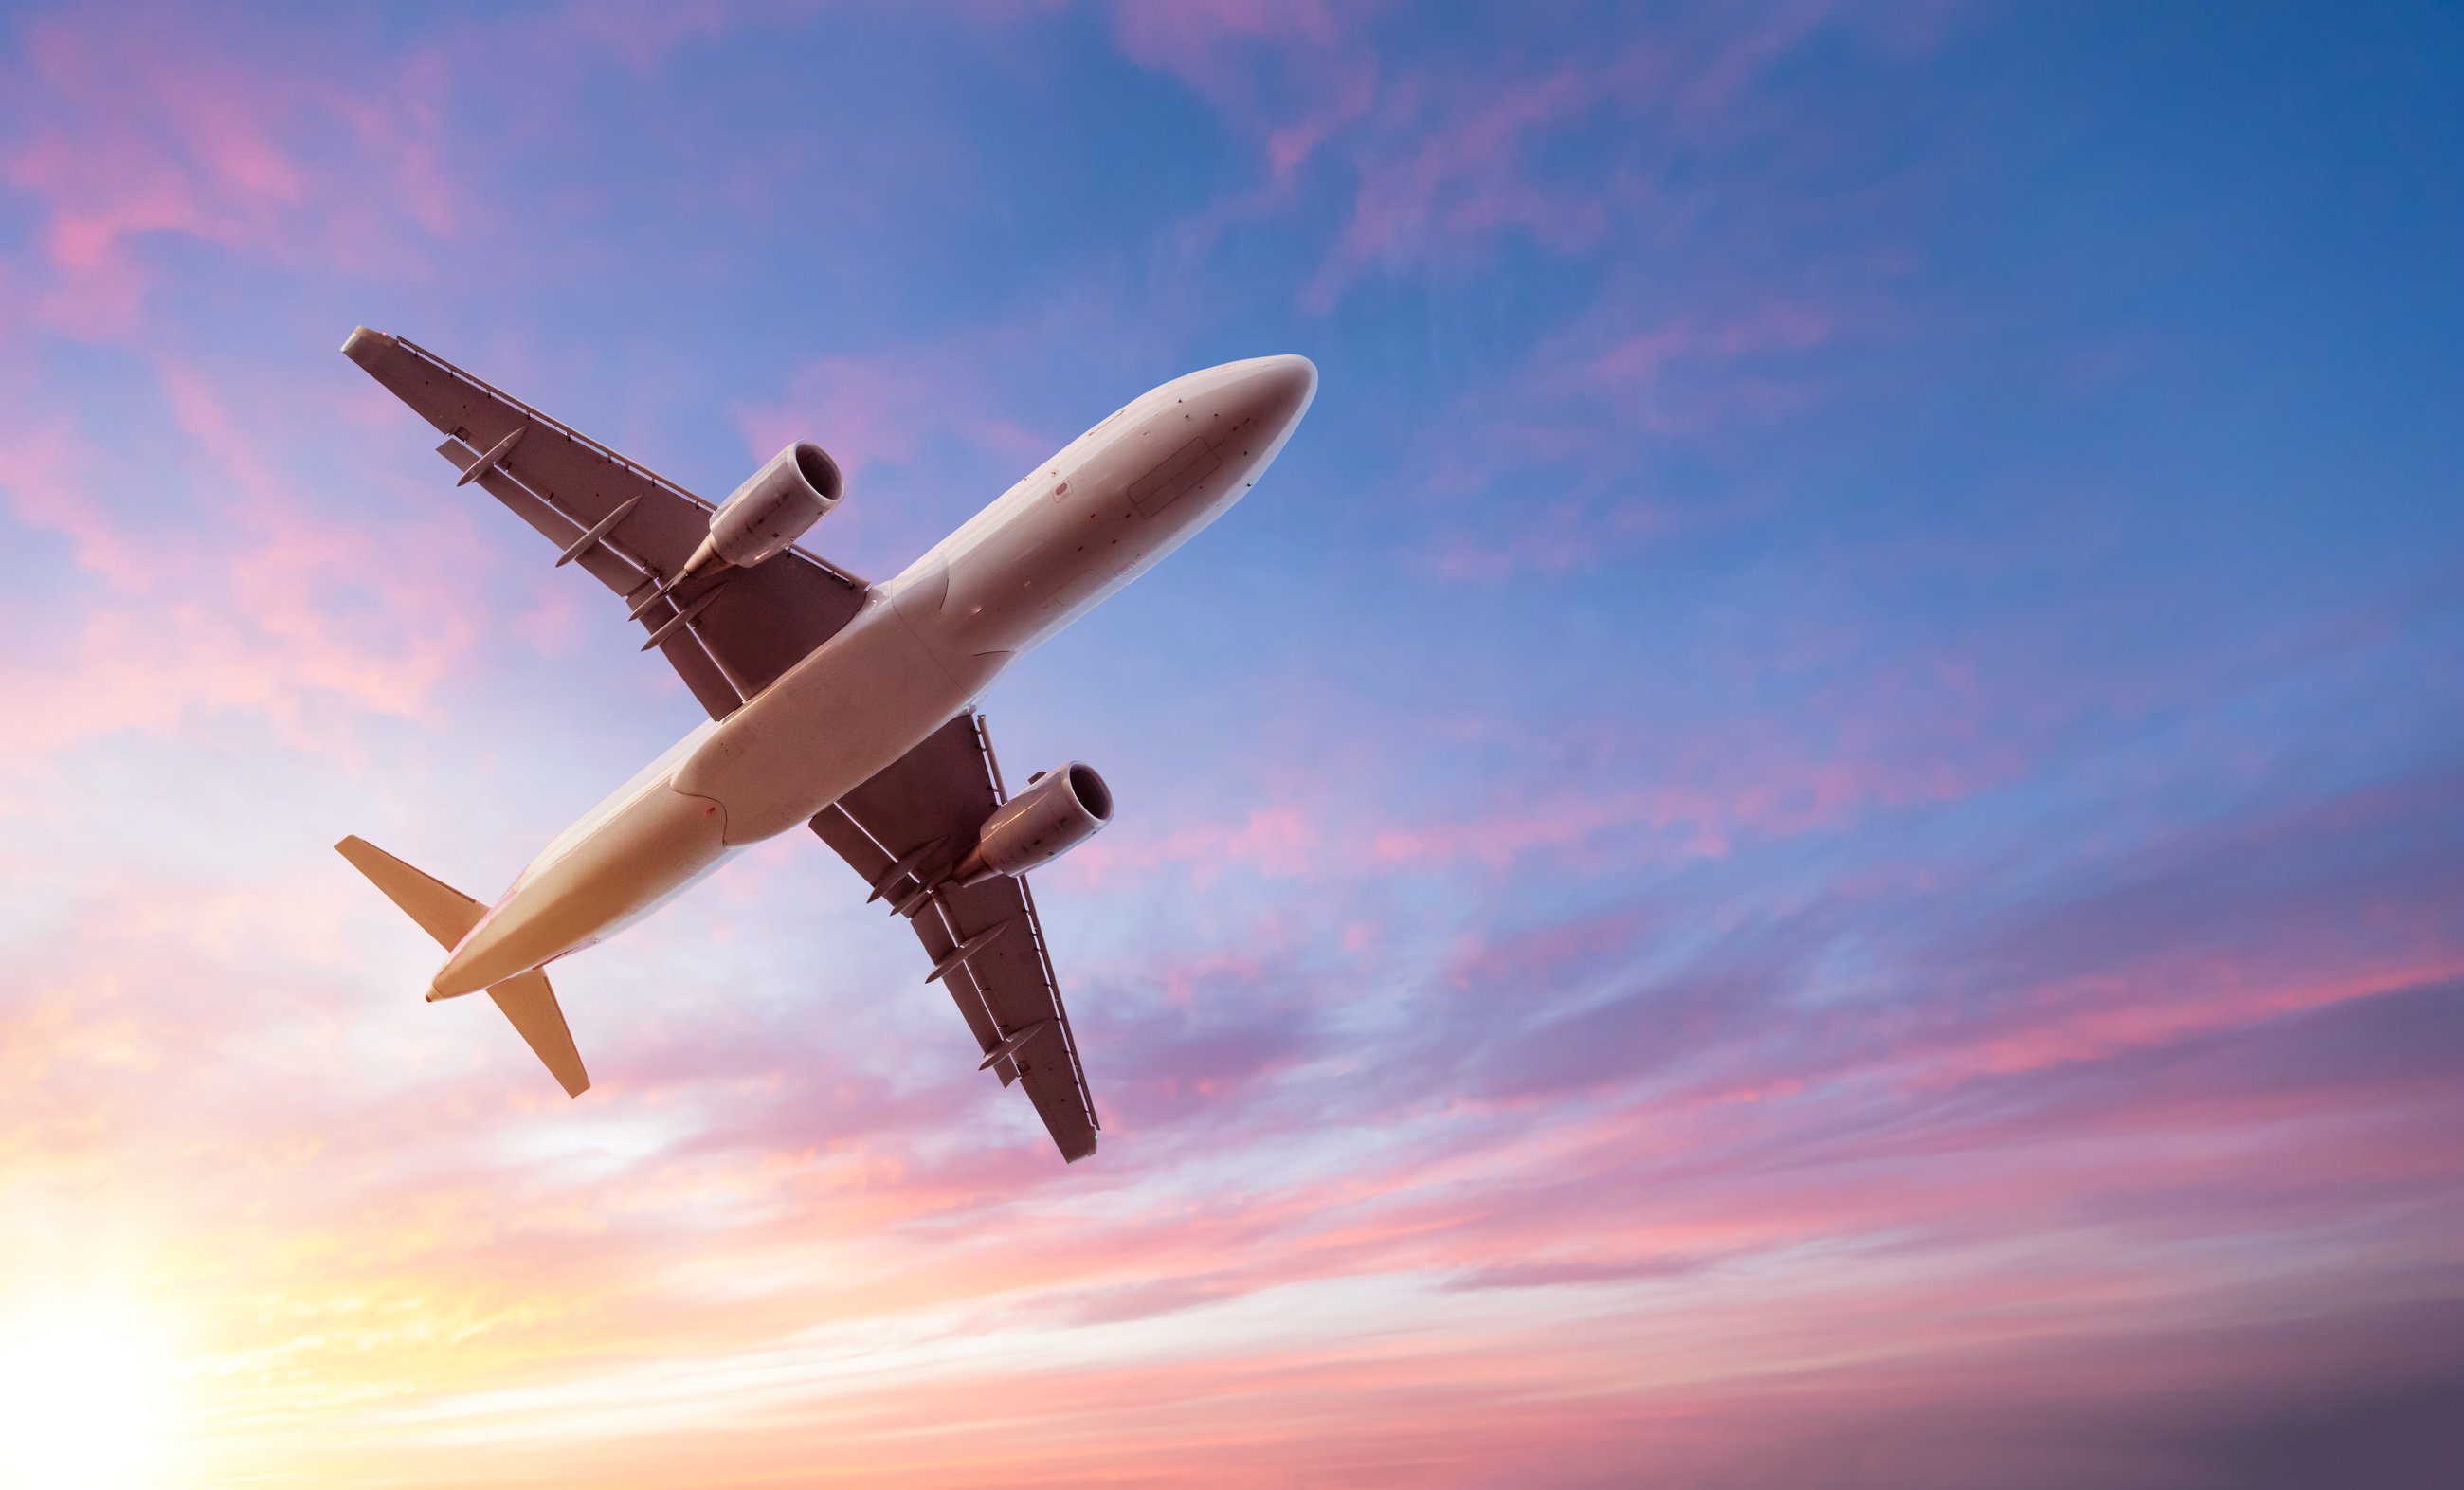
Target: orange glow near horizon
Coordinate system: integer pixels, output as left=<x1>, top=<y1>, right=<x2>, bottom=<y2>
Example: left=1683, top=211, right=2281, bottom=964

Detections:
left=4, top=0, right=2464, bottom=1484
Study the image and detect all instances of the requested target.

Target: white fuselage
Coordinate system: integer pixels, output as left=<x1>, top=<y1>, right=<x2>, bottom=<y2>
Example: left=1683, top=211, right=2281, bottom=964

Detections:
left=426, top=354, right=1316, bottom=999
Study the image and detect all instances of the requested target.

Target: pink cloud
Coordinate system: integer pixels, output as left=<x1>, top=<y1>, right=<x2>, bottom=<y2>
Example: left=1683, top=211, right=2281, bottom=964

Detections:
left=0, top=8, right=464, bottom=335
left=9, top=737, right=2460, bottom=1488
left=1064, top=804, right=1321, bottom=884
left=1408, top=294, right=1863, bottom=581
left=736, top=354, right=940, bottom=479
left=0, top=7, right=2452, bottom=1485
left=0, top=350, right=523, bottom=764
left=732, top=322, right=1093, bottom=572
left=1115, top=6, right=1911, bottom=316
left=1108, top=0, right=1345, bottom=99
left=1065, top=734, right=2004, bottom=890
left=0, top=415, right=165, bottom=589
left=1303, top=64, right=1616, bottom=309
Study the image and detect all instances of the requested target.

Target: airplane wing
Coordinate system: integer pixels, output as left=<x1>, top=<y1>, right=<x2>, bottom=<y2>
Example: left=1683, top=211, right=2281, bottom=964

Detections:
left=345, top=330, right=1096, bottom=1160
left=808, top=713, right=1101, bottom=1163
left=342, top=327, right=869, bottom=718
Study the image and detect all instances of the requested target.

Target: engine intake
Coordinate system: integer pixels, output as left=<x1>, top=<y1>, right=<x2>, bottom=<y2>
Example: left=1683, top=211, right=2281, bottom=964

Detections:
left=952, top=763, right=1114, bottom=885
left=711, top=441, right=843, bottom=567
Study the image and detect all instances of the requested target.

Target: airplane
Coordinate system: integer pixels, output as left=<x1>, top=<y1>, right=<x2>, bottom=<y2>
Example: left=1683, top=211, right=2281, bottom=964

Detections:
left=332, top=328, right=1315, bottom=1162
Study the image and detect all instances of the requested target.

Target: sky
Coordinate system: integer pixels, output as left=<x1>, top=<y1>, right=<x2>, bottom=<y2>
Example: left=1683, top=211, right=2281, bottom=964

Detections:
left=1, top=1, right=2460, bottom=1485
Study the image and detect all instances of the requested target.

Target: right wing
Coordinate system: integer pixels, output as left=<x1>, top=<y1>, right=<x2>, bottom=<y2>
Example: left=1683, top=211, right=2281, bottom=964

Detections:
left=343, top=327, right=869, bottom=718
left=808, top=713, right=1101, bottom=1163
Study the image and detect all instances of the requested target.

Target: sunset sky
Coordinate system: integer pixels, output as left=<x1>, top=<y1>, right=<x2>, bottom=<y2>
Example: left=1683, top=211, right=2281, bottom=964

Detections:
left=2, top=2, right=2461, bottom=1485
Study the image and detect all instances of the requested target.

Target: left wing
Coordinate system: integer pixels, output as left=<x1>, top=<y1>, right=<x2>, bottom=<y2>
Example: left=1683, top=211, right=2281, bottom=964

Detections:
left=809, top=713, right=1101, bottom=1163
left=344, top=327, right=869, bottom=718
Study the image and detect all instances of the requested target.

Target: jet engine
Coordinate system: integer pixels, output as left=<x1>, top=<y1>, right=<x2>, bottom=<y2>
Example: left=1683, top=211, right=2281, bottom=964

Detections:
left=647, top=442, right=844, bottom=604
left=951, top=763, right=1114, bottom=885
left=711, top=441, right=843, bottom=567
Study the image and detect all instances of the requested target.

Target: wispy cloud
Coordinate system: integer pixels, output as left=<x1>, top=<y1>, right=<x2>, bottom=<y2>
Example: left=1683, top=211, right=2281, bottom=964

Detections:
left=0, top=6, right=462, bottom=335
left=0, top=1, right=2459, bottom=1485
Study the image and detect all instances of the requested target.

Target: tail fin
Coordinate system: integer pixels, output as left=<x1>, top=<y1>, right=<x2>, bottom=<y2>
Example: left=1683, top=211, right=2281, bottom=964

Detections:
left=335, top=836, right=592, bottom=1098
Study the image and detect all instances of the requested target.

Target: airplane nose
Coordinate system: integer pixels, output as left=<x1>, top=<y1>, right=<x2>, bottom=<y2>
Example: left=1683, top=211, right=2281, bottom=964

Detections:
left=1232, top=354, right=1317, bottom=435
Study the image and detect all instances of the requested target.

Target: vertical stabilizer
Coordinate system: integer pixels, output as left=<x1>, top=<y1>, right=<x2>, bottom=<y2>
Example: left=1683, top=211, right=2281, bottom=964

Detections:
left=335, top=836, right=591, bottom=1099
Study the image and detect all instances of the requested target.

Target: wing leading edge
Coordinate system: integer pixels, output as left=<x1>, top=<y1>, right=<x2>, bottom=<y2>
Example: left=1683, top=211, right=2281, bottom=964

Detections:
left=810, top=714, right=1101, bottom=1163
left=343, top=327, right=869, bottom=718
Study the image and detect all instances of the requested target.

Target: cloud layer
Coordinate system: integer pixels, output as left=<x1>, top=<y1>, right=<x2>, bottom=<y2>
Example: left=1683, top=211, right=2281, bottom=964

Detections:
left=1, top=1, right=2460, bottom=1486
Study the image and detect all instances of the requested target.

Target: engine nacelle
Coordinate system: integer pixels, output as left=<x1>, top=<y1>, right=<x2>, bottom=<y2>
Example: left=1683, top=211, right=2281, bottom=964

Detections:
left=710, top=442, right=843, bottom=567
left=951, top=763, right=1114, bottom=885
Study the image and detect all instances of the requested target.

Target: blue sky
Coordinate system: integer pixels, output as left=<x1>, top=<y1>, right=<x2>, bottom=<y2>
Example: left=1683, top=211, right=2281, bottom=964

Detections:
left=0, top=3, right=2460, bottom=1485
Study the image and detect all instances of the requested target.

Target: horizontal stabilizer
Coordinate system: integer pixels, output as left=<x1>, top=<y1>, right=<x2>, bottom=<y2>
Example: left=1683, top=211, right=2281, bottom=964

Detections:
left=335, top=835, right=590, bottom=1099
left=487, top=971, right=590, bottom=1097
left=335, top=835, right=483, bottom=949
